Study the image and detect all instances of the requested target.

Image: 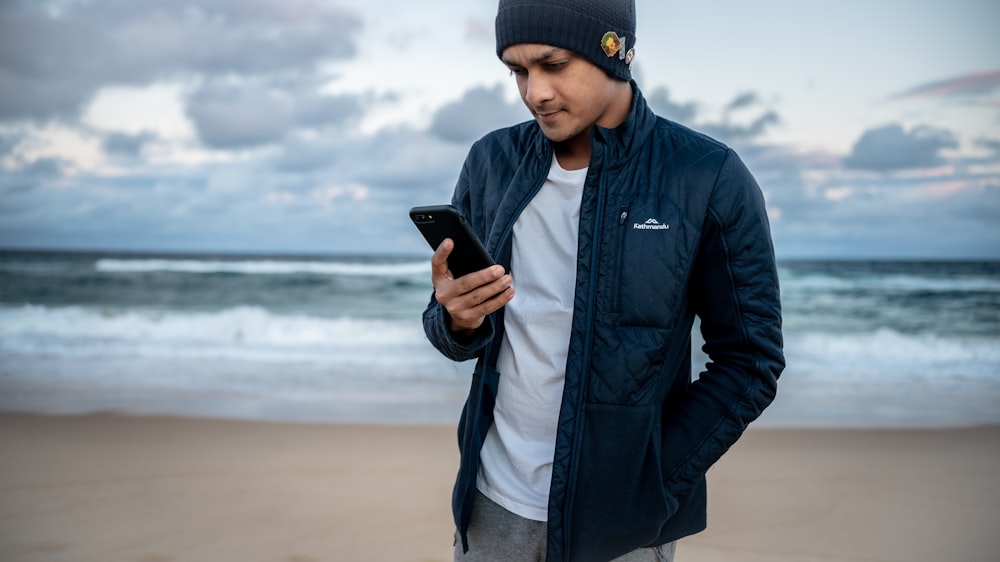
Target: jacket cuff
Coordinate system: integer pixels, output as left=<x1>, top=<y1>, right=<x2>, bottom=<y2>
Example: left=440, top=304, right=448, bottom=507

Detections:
left=422, top=301, right=495, bottom=361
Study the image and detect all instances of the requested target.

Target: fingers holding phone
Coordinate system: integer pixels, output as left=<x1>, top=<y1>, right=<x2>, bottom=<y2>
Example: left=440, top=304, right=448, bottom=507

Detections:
left=412, top=204, right=514, bottom=335
left=431, top=238, right=514, bottom=335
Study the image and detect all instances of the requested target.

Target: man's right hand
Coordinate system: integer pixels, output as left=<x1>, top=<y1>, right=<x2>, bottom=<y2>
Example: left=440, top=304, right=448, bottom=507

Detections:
left=431, top=238, right=514, bottom=337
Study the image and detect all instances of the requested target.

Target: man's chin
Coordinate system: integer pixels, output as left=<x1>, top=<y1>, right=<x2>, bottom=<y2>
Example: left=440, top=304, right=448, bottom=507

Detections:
left=536, top=123, right=573, bottom=143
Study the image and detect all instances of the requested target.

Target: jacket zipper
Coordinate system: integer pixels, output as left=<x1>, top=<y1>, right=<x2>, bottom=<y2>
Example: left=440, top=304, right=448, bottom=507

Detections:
left=611, top=205, right=630, bottom=313
left=560, top=146, right=608, bottom=560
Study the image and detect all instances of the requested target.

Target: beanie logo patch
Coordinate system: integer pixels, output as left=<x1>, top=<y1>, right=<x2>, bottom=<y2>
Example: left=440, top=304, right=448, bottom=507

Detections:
left=601, top=31, right=625, bottom=58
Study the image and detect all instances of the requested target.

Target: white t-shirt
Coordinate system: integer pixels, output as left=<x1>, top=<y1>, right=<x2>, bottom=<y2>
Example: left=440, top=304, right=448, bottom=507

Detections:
left=477, top=156, right=587, bottom=521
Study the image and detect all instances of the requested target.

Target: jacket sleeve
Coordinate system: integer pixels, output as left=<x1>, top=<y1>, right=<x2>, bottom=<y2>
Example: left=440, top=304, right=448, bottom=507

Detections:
left=421, top=152, right=496, bottom=362
left=661, top=148, right=785, bottom=497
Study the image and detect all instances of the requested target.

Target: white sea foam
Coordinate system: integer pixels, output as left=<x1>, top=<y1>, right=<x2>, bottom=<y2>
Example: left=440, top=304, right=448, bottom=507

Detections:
left=788, top=328, right=1000, bottom=369
left=0, top=304, right=431, bottom=364
left=7, top=252, right=997, bottom=425
left=760, top=329, right=1000, bottom=425
left=778, top=268, right=1000, bottom=293
left=0, top=302, right=471, bottom=423
left=95, top=258, right=430, bottom=277
left=5, top=304, right=995, bottom=382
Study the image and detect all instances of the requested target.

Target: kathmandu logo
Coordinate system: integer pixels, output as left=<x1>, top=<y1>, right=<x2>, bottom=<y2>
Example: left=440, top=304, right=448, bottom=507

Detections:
left=633, top=218, right=670, bottom=231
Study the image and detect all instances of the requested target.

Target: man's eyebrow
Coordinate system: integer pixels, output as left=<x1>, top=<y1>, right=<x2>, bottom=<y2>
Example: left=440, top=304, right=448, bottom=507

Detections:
left=502, top=47, right=565, bottom=67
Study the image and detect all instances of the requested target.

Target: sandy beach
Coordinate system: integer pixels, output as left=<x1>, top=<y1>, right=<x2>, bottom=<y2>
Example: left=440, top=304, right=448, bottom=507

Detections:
left=1, top=413, right=997, bottom=562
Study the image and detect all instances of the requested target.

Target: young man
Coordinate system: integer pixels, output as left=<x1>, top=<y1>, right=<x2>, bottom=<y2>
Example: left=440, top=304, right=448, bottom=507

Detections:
left=423, top=1, right=784, bottom=560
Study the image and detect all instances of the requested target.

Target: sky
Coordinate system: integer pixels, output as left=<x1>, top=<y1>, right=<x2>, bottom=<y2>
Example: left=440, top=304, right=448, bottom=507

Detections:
left=1, top=0, right=998, bottom=259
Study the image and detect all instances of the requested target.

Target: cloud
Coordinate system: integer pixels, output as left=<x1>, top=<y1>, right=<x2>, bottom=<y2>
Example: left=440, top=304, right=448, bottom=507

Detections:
left=185, top=79, right=364, bottom=149
left=843, top=123, right=958, bottom=171
left=464, top=18, right=494, bottom=45
left=272, top=125, right=467, bottom=194
left=699, top=110, right=781, bottom=146
left=0, top=0, right=363, bottom=122
left=357, top=129, right=468, bottom=194
left=1, top=2, right=995, bottom=259
left=428, top=84, right=526, bottom=143
left=103, top=132, right=155, bottom=157
left=645, top=86, right=781, bottom=151
left=644, top=88, right=780, bottom=147
left=891, top=69, right=1000, bottom=100
left=757, top=119, right=1000, bottom=258
left=976, top=137, right=1000, bottom=156
left=0, top=119, right=471, bottom=253
left=770, top=171, right=1000, bottom=259
left=644, top=87, right=698, bottom=124
left=725, top=91, right=762, bottom=112
left=0, top=129, right=20, bottom=157
left=702, top=91, right=782, bottom=145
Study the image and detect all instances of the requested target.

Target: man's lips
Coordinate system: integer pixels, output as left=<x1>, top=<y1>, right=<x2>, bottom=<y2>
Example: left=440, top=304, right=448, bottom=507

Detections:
left=535, top=109, right=561, bottom=121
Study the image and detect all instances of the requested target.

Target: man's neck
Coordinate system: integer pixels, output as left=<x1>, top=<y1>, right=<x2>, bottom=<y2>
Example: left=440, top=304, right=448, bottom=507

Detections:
left=552, top=81, right=633, bottom=170
left=553, top=137, right=591, bottom=170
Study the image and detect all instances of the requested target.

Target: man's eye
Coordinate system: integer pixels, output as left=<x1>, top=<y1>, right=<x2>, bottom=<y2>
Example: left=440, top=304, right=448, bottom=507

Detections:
left=545, top=61, right=568, bottom=71
left=509, top=68, right=527, bottom=76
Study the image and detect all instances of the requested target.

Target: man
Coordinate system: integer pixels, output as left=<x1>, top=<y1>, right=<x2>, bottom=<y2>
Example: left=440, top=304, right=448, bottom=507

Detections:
left=423, top=1, right=784, bottom=560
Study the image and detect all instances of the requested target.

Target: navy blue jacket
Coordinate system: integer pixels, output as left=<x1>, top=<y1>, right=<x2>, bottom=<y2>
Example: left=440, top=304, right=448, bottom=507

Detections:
left=423, top=83, right=784, bottom=561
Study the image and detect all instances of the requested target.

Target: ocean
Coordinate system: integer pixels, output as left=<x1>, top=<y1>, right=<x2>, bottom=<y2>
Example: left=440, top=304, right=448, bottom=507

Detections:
left=1, top=250, right=998, bottom=427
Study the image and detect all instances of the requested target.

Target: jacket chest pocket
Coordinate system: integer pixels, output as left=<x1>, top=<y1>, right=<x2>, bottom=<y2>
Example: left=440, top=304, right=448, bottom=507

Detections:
left=598, top=198, right=695, bottom=325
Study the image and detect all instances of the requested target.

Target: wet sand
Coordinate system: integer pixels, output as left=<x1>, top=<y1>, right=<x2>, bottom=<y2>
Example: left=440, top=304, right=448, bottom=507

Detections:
left=1, top=413, right=997, bottom=561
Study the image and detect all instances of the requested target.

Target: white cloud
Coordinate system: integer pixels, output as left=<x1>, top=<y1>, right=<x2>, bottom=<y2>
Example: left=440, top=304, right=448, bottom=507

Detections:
left=82, top=83, right=196, bottom=141
left=823, top=187, right=853, bottom=202
left=3, top=124, right=104, bottom=174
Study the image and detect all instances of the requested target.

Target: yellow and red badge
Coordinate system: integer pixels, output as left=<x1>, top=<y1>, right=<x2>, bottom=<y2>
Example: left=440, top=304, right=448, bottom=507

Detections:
left=601, top=31, right=635, bottom=69
left=601, top=31, right=624, bottom=58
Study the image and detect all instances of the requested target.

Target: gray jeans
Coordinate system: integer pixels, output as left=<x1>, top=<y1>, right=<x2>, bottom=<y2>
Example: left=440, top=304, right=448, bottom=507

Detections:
left=455, top=492, right=676, bottom=562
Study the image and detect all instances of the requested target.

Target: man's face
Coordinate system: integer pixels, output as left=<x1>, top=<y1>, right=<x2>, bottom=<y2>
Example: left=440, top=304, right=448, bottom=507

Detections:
left=501, top=44, right=626, bottom=145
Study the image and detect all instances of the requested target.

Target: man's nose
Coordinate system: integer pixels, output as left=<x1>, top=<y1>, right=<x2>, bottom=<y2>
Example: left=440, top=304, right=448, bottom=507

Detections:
left=523, top=72, right=554, bottom=108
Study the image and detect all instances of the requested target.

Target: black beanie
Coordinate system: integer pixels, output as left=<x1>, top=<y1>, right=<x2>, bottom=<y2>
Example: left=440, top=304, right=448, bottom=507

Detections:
left=495, top=0, right=637, bottom=81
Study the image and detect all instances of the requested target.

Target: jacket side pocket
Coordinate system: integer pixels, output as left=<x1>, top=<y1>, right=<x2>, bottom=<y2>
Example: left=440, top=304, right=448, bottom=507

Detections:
left=567, top=403, right=679, bottom=561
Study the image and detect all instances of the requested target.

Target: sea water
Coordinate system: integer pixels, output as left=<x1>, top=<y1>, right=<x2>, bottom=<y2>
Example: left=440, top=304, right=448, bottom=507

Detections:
left=1, top=251, right=998, bottom=427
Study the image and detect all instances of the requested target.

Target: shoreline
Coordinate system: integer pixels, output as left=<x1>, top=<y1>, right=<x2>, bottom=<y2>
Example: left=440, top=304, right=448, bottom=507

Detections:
left=1, top=413, right=998, bottom=561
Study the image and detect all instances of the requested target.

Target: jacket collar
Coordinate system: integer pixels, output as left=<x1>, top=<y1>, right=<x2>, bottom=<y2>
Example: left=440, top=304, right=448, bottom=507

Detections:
left=592, top=81, right=656, bottom=164
left=525, top=81, right=655, bottom=168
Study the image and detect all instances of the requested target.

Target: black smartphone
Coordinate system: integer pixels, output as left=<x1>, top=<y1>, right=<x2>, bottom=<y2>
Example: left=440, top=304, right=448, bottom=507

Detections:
left=409, top=205, right=494, bottom=278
